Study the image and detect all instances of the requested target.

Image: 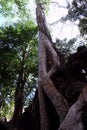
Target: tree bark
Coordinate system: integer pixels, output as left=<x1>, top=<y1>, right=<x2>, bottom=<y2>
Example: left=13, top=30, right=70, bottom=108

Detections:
left=36, top=3, right=69, bottom=130
left=12, top=51, right=26, bottom=128
left=58, top=86, right=87, bottom=130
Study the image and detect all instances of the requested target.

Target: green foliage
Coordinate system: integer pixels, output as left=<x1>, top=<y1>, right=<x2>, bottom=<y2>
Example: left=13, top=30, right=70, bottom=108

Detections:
left=0, top=0, right=31, bottom=18
left=0, top=0, right=50, bottom=18
left=67, top=0, right=87, bottom=21
left=0, top=0, right=39, bottom=119
left=36, top=0, right=50, bottom=5
left=36, top=0, right=50, bottom=11
left=65, top=0, right=87, bottom=39
left=0, top=0, right=13, bottom=16
left=79, top=18, right=87, bottom=37
left=0, top=21, right=38, bottom=119
left=56, top=38, right=76, bottom=60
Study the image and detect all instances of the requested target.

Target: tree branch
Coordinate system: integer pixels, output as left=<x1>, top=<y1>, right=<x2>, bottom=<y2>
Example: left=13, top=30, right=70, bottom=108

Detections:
left=51, top=1, right=69, bottom=9
left=58, top=86, right=87, bottom=130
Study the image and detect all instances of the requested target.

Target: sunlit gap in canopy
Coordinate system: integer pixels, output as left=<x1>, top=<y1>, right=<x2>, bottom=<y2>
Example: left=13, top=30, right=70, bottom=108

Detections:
left=46, top=0, right=80, bottom=41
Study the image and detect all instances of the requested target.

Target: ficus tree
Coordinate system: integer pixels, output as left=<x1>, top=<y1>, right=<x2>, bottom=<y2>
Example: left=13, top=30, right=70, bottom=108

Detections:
left=35, top=1, right=87, bottom=130
left=35, top=1, right=69, bottom=130
left=0, top=21, right=38, bottom=124
left=1, top=0, right=87, bottom=130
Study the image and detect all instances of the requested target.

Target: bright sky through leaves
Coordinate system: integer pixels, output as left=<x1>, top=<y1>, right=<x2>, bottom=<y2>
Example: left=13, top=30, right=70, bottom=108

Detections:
left=46, top=0, right=80, bottom=41
left=0, top=0, right=80, bottom=41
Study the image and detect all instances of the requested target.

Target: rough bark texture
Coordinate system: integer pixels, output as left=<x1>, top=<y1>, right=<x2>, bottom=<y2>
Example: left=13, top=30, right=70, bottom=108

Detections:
left=58, top=86, right=87, bottom=130
left=10, top=43, right=87, bottom=130
left=36, top=3, right=69, bottom=130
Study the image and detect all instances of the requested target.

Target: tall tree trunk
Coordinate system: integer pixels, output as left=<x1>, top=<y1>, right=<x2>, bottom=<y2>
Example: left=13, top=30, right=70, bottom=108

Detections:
left=36, top=2, right=69, bottom=130
left=12, top=51, right=26, bottom=128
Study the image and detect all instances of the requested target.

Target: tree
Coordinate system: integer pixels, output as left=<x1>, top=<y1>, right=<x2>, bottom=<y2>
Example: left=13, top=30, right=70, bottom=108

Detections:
left=0, top=0, right=30, bottom=17
left=0, top=0, right=38, bottom=129
left=35, top=1, right=69, bottom=130
left=0, top=21, right=38, bottom=126
left=66, top=0, right=87, bottom=38
left=56, top=38, right=77, bottom=60
left=67, top=0, right=87, bottom=21
left=1, top=0, right=87, bottom=130
left=34, top=1, right=87, bottom=130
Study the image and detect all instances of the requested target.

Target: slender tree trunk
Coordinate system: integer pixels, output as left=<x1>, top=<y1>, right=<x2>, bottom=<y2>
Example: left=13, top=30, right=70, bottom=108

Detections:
left=12, top=51, right=26, bottom=128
